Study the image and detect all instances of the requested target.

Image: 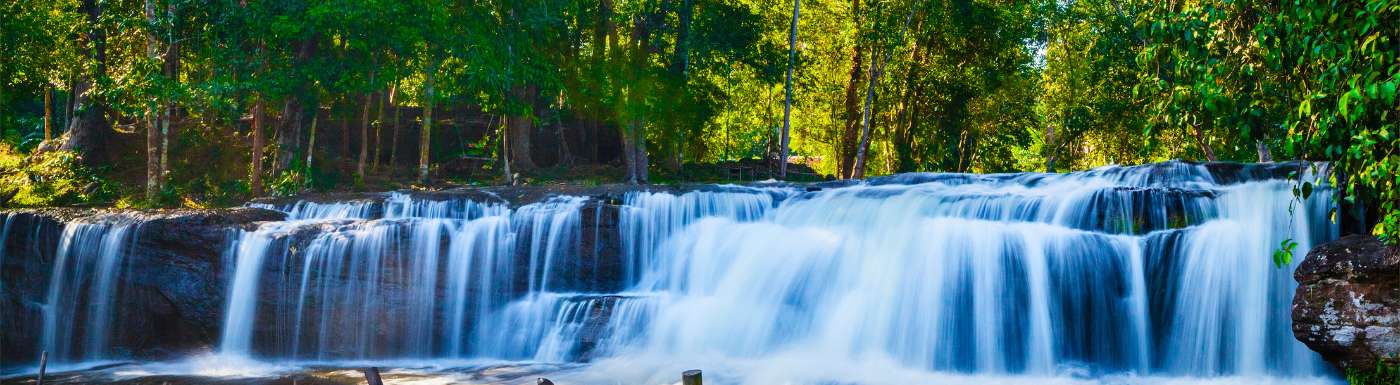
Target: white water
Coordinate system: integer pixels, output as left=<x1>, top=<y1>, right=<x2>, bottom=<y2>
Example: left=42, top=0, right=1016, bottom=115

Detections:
left=37, top=219, right=137, bottom=362
left=219, top=193, right=589, bottom=360
left=7, top=162, right=1343, bottom=384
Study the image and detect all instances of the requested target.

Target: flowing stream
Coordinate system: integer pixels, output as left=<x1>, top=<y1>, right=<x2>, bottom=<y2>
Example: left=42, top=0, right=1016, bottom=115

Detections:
left=2, top=162, right=1342, bottom=384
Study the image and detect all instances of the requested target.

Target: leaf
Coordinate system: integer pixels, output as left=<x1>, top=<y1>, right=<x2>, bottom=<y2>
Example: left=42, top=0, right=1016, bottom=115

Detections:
left=1273, top=238, right=1298, bottom=268
left=1339, top=90, right=1351, bottom=119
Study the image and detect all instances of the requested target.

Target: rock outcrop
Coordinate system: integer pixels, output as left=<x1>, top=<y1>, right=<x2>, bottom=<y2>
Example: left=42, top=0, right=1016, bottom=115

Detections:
left=0, top=207, right=284, bottom=366
left=1293, top=234, right=1400, bottom=372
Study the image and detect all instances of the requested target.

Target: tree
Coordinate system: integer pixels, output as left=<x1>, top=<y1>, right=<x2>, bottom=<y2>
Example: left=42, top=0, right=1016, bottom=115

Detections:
left=420, top=58, right=436, bottom=184
left=780, top=0, right=801, bottom=179
left=851, top=2, right=915, bottom=179
left=60, top=0, right=115, bottom=167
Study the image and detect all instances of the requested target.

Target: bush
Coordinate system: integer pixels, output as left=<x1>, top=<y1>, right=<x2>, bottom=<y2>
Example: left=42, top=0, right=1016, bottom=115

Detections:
left=1347, top=361, right=1399, bottom=385
left=0, top=143, right=115, bottom=207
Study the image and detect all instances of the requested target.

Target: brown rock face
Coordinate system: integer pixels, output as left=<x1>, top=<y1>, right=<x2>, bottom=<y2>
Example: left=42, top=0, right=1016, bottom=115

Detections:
left=1293, top=234, right=1400, bottom=372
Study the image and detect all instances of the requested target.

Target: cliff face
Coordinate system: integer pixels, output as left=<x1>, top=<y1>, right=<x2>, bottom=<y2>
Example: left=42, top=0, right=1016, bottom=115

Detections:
left=1293, top=234, right=1400, bottom=372
left=0, top=208, right=284, bottom=365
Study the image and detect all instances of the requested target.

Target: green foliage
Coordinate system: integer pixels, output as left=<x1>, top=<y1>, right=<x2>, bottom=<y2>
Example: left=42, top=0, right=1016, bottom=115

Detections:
left=0, top=144, right=115, bottom=207
left=0, top=0, right=1394, bottom=244
left=1136, top=0, right=1399, bottom=241
left=1273, top=238, right=1298, bottom=268
left=1347, top=361, right=1400, bottom=385
left=1273, top=0, right=1399, bottom=242
left=270, top=167, right=308, bottom=198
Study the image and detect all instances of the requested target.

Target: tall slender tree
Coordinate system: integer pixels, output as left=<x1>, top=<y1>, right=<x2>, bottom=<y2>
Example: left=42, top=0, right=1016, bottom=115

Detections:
left=780, top=0, right=800, bottom=179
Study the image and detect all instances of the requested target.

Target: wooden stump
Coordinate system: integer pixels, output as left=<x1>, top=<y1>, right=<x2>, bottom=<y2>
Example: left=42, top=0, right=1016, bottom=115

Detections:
left=682, top=369, right=702, bottom=385
left=364, top=367, right=384, bottom=385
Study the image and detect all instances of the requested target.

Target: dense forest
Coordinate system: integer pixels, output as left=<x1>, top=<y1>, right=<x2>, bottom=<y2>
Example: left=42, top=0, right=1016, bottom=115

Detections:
left=0, top=0, right=1396, bottom=238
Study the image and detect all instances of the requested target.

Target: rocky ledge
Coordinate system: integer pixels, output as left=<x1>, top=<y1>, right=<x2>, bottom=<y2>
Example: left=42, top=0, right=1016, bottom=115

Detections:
left=1293, top=234, right=1400, bottom=373
left=0, top=207, right=285, bottom=365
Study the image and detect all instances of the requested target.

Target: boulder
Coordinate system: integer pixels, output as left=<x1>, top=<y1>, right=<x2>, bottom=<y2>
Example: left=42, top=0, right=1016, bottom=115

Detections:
left=1293, top=234, right=1400, bottom=372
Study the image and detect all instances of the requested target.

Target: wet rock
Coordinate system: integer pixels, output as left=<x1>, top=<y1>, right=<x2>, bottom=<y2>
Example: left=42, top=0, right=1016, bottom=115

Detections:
left=1293, top=234, right=1400, bottom=372
left=0, top=207, right=284, bottom=367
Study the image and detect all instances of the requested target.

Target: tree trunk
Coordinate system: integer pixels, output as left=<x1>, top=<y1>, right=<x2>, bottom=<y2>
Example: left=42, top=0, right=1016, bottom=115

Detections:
left=275, top=36, right=316, bottom=176
left=892, top=26, right=923, bottom=173
left=161, top=0, right=178, bottom=184
left=508, top=85, right=537, bottom=171
left=780, top=0, right=800, bottom=179
left=666, top=0, right=688, bottom=175
left=357, top=88, right=372, bottom=180
left=64, top=76, right=75, bottom=131
left=44, top=86, right=52, bottom=141
left=372, top=88, right=385, bottom=172
left=636, top=123, right=649, bottom=183
left=851, top=48, right=879, bottom=179
left=1190, top=123, right=1218, bottom=162
left=145, top=0, right=161, bottom=202
left=500, top=116, right=512, bottom=184
left=145, top=107, right=160, bottom=202
left=306, top=107, right=317, bottom=184
left=554, top=105, right=573, bottom=167
left=419, top=62, right=436, bottom=184
left=851, top=7, right=914, bottom=179
left=275, top=99, right=299, bottom=174
left=838, top=0, right=863, bottom=179
left=389, top=82, right=401, bottom=173
left=306, top=109, right=318, bottom=176
left=1044, top=123, right=1058, bottom=173
left=62, top=0, right=114, bottom=167
left=625, top=7, right=655, bottom=185
left=250, top=98, right=266, bottom=196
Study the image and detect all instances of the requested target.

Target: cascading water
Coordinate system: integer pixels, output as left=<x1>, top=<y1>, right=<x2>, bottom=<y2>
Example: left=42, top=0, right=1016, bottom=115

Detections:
left=218, top=193, right=590, bottom=360
left=4, top=162, right=1342, bottom=384
left=38, top=218, right=138, bottom=363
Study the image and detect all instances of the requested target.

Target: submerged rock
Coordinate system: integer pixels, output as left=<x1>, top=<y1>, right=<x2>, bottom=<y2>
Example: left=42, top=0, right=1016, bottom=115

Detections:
left=1293, top=234, right=1400, bottom=372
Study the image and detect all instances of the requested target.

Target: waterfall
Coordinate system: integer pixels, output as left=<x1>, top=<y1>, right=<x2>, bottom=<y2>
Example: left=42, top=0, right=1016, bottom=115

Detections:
left=212, top=162, right=1336, bottom=382
left=591, top=163, right=1336, bottom=380
left=37, top=218, right=138, bottom=363
left=620, top=187, right=792, bottom=285
left=4, top=161, right=1341, bottom=382
left=217, top=194, right=588, bottom=359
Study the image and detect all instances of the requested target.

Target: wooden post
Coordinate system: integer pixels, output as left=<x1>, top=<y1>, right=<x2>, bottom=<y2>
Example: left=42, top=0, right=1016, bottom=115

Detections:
left=36, top=351, right=48, bottom=385
left=363, top=367, right=383, bottom=385
left=536, top=378, right=554, bottom=385
left=682, top=369, right=702, bottom=385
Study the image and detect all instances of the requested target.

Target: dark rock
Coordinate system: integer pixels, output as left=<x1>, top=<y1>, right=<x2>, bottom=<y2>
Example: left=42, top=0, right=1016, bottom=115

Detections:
left=1293, top=234, right=1400, bottom=372
left=0, top=207, right=284, bottom=367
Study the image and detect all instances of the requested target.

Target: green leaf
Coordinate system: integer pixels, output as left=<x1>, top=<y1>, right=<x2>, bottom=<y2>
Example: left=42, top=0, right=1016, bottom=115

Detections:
left=1339, top=90, right=1352, bottom=119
